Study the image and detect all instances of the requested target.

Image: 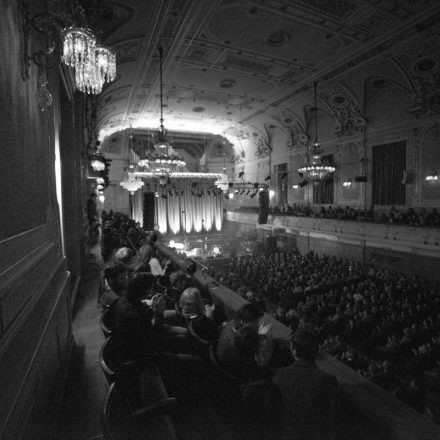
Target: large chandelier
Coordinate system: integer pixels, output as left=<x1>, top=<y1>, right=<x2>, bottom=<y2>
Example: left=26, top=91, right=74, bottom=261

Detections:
left=298, top=82, right=335, bottom=181
left=21, top=3, right=116, bottom=96
left=63, top=29, right=116, bottom=94
left=138, top=45, right=186, bottom=173
left=120, top=173, right=145, bottom=195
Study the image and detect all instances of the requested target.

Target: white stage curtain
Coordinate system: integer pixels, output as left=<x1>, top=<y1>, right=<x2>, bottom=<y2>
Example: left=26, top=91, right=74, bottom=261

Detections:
left=132, top=190, right=144, bottom=226
left=155, top=186, right=168, bottom=233
left=153, top=178, right=223, bottom=234
left=166, top=188, right=181, bottom=234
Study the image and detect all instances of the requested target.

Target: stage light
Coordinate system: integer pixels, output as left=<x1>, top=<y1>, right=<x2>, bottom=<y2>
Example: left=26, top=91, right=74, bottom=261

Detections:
left=212, top=246, right=220, bottom=255
left=234, top=189, right=239, bottom=194
left=269, top=190, right=275, bottom=198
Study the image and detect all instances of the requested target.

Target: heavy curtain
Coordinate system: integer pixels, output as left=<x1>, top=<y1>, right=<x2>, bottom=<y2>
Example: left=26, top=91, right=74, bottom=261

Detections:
left=372, top=141, right=406, bottom=205
left=313, top=178, right=334, bottom=205
left=153, top=178, right=223, bottom=234
left=132, top=190, right=144, bottom=226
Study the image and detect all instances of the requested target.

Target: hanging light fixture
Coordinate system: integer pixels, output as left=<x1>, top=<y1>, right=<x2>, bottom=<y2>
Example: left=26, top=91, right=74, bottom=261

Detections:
left=95, top=45, right=117, bottom=83
left=62, top=27, right=96, bottom=72
left=298, top=82, right=335, bottom=180
left=91, top=155, right=105, bottom=171
left=21, top=2, right=117, bottom=96
left=121, top=126, right=145, bottom=195
left=138, top=45, right=186, bottom=173
left=120, top=173, right=145, bottom=195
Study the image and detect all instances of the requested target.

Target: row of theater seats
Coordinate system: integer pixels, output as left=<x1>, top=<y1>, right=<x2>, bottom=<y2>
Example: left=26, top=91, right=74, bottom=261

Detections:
left=98, top=304, right=249, bottom=440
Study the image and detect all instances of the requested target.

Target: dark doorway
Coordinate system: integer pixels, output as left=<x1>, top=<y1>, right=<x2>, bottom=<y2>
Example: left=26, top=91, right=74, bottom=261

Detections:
left=143, top=192, right=155, bottom=230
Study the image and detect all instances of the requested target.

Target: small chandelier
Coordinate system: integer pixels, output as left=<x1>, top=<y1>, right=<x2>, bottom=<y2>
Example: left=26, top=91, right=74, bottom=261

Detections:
left=62, top=27, right=96, bottom=71
left=62, top=28, right=116, bottom=94
left=298, top=82, right=335, bottom=181
left=138, top=45, right=186, bottom=173
left=21, top=4, right=116, bottom=95
left=120, top=173, right=145, bottom=195
left=91, top=157, right=105, bottom=171
left=425, top=171, right=439, bottom=182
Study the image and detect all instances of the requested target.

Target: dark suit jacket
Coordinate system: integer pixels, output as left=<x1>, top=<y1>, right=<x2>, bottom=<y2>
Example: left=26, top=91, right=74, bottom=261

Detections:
left=113, top=297, right=161, bottom=363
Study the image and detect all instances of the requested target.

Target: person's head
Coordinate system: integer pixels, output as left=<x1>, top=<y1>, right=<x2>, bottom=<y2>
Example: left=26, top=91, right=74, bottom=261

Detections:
left=137, top=244, right=154, bottom=263
left=112, top=247, right=134, bottom=264
left=125, top=272, right=155, bottom=302
left=186, top=260, right=197, bottom=277
left=233, top=323, right=261, bottom=361
left=148, top=232, right=158, bottom=244
left=290, top=328, right=319, bottom=362
left=179, top=287, right=204, bottom=318
left=236, top=303, right=264, bottom=326
left=104, top=262, right=128, bottom=295
left=169, top=269, right=187, bottom=289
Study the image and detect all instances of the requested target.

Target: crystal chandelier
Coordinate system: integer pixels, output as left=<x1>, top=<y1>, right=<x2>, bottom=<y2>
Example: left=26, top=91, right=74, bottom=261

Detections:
left=62, top=28, right=116, bottom=94
left=120, top=173, right=145, bottom=195
left=298, top=82, right=335, bottom=181
left=62, top=27, right=96, bottom=71
left=138, top=45, right=186, bottom=173
left=91, top=157, right=105, bottom=171
left=21, top=3, right=116, bottom=96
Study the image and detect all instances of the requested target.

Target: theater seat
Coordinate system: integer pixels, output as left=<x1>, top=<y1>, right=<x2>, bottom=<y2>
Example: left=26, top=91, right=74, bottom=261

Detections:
left=208, top=345, right=241, bottom=382
left=100, top=304, right=116, bottom=338
left=99, top=337, right=135, bottom=383
left=102, top=382, right=178, bottom=440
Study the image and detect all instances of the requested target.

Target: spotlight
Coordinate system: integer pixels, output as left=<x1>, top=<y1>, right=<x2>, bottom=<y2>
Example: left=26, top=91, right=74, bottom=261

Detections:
left=98, top=195, right=105, bottom=203
left=229, top=192, right=235, bottom=199
left=269, top=190, right=275, bottom=198
left=240, top=189, right=245, bottom=195
left=234, top=189, right=240, bottom=194
left=246, top=189, right=251, bottom=195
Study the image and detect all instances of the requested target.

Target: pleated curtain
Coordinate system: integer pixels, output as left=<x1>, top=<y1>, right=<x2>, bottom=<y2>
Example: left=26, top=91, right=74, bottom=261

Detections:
left=152, top=179, right=223, bottom=234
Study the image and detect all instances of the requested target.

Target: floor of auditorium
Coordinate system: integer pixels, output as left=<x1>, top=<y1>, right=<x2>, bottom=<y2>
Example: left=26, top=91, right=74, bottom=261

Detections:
left=55, top=245, right=388, bottom=440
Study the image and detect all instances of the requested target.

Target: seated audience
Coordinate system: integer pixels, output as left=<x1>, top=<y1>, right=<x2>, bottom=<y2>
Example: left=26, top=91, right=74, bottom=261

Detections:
left=244, top=328, right=340, bottom=440
left=113, top=272, right=165, bottom=364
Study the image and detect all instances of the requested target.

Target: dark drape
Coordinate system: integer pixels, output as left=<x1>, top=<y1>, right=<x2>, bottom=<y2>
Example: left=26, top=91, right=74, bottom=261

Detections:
left=143, top=192, right=155, bottom=230
left=313, top=178, right=334, bottom=205
left=372, top=141, right=406, bottom=205
left=258, top=190, right=270, bottom=224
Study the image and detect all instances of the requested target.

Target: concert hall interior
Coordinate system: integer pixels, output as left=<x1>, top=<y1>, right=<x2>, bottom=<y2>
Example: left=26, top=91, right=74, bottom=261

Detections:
left=3, top=0, right=440, bottom=439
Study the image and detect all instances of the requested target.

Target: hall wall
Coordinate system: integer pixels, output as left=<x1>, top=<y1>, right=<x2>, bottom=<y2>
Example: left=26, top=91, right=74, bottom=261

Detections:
left=0, top=2, right=74, bottom=439
left=226, top=48, right=440, bottom=211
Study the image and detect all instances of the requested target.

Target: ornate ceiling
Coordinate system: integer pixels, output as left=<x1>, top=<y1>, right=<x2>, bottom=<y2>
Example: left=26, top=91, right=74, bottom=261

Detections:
left=95, top=0, right=440, bottom=149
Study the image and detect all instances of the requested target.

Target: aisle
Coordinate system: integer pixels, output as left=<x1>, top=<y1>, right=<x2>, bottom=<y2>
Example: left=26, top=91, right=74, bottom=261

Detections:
left=57, top=246, right=106, bottom=440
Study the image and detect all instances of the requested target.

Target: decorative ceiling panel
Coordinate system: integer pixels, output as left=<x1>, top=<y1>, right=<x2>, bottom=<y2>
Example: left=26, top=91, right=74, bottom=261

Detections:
left=206, top=5, right=342, bottom=65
